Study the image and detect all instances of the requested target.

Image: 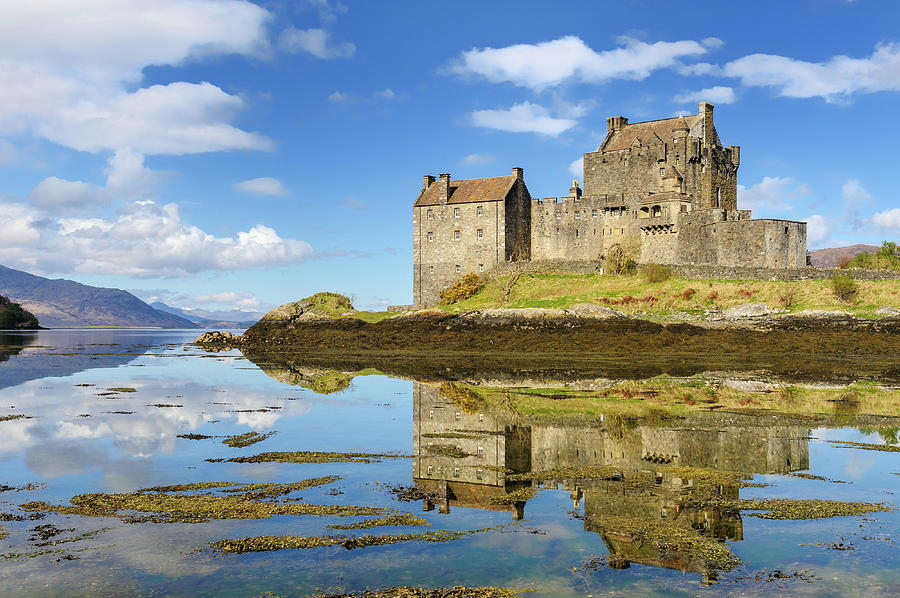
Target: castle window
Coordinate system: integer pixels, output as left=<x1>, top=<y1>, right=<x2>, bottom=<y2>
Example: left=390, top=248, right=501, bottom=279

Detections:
left=676, top=156, right=680, bottom=165
left=575, top=229, right=579, bottom=237
left=555, top=211, right=562, bottom=220
left=476, top=468, right=484, bottom=480
left=455, top=411, right=461, bottom=420
left=477, top=228, right=483, bottom=239
left=455, top=264, right=461, bottom=273
left=785, top=226, right=789, bottom=234
left=454, top=230, right=460, bottom=240
left=427, top=465, right=433, bottom=475
left=479, top=263, right=484, bottom=272
left=660, top=167, right=665, bottom=177
left=427, top=231, right=434, bottom=242
left=427, top=209, right=434, bottom=220
left=575, top=211, right=580, bottom=219
left=592, top=209, right=597, bottom=218
left=429, top=265, right=434, bottom=274
left=454, top=207, right=461, bottom=218
left=454, top=467, right=460, bottom=478
left=478, top=413, right=484, bottom=421
left=477, top=446, right=484, bottom=457
left=681, top=204, right=687, bottom=213
left=429, top=410, right=434, bottom=419
left=477, top=205, right=483, bottom=216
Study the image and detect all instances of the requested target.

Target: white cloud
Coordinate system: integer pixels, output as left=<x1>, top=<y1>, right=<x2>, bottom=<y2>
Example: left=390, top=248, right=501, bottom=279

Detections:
left=340, top=197, right=368, bottom=210
left=279, top=27, right=355, bottom=59
left=0, top=1, right=273, bottom=155
left=105, top=148, right=168, bottom=199
left=194, top=291, right=262, bottom=308
left=568, top=156, right=584, bottom=177
left=471, top=102, right=576, bottom=136
left=737, top=176, right=810, bottom=212
left=841, top=179, right=872, bottom=203
left=0, top=199, right=314, bottom=277
left=805, top=214, right=831, bottom=246
left=701, top=37, right=724, bottom=49
left=28, top=176, right=108, bottom=210
left=451, top=35, right=709, bottom=90
left=373, top=88, right=395, bottom=99
left=674, top=86, right=736, bottom=105
left=462, top=153, right=495, bottom=165
left=233, top=177, right=289, bottom=196
left=870, top=208, right=900, bottom=231
left=724, top=42, right=900, bottom=102
left=327, top=91, right=351, bottom=102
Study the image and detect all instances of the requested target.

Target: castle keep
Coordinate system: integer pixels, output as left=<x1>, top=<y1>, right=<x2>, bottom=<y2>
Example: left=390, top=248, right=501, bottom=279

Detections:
left=413, top=102, right=807, bottom=306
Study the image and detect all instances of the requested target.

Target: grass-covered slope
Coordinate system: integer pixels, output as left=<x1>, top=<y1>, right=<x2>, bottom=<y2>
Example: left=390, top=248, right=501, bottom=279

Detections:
left=443, top=271, right=900, bottom=319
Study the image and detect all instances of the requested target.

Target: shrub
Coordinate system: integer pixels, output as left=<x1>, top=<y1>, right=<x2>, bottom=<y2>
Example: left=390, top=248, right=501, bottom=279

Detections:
left=603, top=241, right=639, bottom=276
left=830, top=274, right=859, bottom=304
left=847, top=241, right=900, bottom=271
left=439, top=273, right=482, bottom=305
left=642, top=263, right=671, bottom=283
left=778, top=286, right=797, bottom=309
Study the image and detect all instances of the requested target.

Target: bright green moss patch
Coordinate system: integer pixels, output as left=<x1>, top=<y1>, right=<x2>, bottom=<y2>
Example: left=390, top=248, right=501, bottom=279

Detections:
left=211, top=451, right=409, bottom=464
left=222, top=431, right=276, bottom=448
left=326, top=513, right=430, bottom=530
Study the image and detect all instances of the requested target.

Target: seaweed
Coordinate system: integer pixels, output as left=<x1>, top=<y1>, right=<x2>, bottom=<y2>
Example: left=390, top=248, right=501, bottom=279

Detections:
left=177, top=433, right=214, bottom=440
left=20, top=477, right=383, bottom=523
left=313, top=587, right=528, bottom=598
left=210, top=451, right=409, bottom=464
left=210, top=527, right=495, bottom=553
left=107, top=387, right=137, bottom=393
left=829, top=440, right=900, bottom=453
left=0, top=414, right=32, bottom=422
left=425, top=445, right=471, bottom=459
left=684, top=497, right=892, bottom=519
left=489, top=487, right=536, bottom=505
left=327, top=513, right=430, bottom=530
left=222, top=431, right=276, bottom=448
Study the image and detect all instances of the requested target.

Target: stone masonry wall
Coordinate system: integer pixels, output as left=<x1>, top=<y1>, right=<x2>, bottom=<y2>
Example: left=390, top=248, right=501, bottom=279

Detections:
left=414, top=199, right=505, bottom=306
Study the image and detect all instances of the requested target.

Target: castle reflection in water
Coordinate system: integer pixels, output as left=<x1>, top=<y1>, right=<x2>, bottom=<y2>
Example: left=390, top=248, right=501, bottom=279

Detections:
left=411, top=382, right=810, bottom=583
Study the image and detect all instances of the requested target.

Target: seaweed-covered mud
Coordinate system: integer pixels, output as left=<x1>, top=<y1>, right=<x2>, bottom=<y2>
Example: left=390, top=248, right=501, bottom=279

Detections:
left=238, top=310, right=900, bottom=383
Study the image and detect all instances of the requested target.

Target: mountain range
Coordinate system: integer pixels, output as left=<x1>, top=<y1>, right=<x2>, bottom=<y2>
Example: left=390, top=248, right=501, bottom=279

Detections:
left=0, top=264, right=197, bottom=328
left=149, top=302, right=263, bottom=328
left=807, top=244, right=879, bottom=268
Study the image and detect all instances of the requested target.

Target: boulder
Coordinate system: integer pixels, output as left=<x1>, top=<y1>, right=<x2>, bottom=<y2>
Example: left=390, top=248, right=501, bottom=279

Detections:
left=875, top=306, right=900, bottom=316
left=721, top=303, right=773, bottom=319
left=195, top=331, right=243, bottom=344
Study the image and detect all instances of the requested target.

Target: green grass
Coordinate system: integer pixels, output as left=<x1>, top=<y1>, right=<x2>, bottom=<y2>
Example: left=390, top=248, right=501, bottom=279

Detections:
left=441, top=272, right=900, bottom=319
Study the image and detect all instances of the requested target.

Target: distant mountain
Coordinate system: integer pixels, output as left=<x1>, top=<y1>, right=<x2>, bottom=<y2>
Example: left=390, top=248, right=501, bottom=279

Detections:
left=0, top=265, right=198, bottom=328
left=808, top=244, right=879, bottom=268
left=150, top=302, right=262, bottom=328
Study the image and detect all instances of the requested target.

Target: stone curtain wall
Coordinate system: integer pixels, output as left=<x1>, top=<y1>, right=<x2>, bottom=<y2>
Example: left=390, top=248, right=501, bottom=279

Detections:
left=531, top=196, right=639, bottom=262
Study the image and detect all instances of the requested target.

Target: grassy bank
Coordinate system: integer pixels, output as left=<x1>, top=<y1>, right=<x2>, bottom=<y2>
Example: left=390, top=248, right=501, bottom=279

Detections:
left=442, top=272, right=900, bottom=319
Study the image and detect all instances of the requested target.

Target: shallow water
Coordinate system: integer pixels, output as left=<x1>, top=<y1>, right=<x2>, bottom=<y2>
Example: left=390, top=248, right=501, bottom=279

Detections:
left=0, top=329, right=898, bottom=597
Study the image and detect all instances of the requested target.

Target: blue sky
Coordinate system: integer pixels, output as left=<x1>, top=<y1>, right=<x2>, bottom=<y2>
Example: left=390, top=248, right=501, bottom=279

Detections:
left=1, top=0, right=898, bottom=313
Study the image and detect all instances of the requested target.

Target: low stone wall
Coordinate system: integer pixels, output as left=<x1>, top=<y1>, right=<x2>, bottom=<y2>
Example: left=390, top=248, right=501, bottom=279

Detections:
left=669, top=264, right=900, bottom=282
left=387, top=304, right=415, bottom=313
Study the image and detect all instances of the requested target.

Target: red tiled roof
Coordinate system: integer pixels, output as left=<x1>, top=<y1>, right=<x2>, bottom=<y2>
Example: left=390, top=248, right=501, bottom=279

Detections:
left=414, top=176, right=517, bottom=206
left=603, top=115, right=701, bottom=152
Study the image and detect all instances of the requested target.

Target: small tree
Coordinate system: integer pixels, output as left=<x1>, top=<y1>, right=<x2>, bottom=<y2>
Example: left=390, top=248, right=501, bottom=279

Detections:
left=642, top=263, right=671, bottom=283
left=491, top=260, right=525, bottom=304
left=831, top=274, right=859, bottom=304
left=603, top=237, right=640, bottom=276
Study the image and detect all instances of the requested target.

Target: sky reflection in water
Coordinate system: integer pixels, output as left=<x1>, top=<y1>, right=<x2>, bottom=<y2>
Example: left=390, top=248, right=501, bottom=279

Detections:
left=0, top=330, right=897, bottom=597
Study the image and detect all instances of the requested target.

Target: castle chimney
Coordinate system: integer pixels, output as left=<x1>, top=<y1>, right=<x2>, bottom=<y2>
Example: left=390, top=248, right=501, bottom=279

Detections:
left=438, top=173, right=450, bottom=204
left=606, top=116, right=628, bottom=132
left=423, top=174, right=435, bottom=189
left=569, top=178, right=582, bottom=199
left=512, top=167, right=523, bottom=180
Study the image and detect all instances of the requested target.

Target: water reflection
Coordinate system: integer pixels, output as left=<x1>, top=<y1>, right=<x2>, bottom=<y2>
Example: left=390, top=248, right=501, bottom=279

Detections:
left=411, top=381, right=810, bottom=583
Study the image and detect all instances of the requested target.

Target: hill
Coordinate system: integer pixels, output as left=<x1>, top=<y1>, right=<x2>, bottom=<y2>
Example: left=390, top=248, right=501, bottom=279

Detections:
left=0, top=295, right=40, bottom=329
left=150, top=302, right=262, bottom=328
left=808, top=244, right=878, bottom=268
left=0, top=265, right=198, bottom=328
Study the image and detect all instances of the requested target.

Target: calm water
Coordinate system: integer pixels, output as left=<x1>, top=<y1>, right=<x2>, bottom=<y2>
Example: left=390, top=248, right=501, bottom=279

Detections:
left=0, top=329, right=898, bottom=597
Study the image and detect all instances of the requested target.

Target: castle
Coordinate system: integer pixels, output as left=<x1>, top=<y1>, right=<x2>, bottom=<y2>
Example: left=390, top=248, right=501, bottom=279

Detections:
left=413, top=102, right=807, bottom=306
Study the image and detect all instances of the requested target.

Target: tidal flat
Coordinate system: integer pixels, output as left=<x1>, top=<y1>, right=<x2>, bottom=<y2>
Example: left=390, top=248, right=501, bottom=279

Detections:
left=0, top=329, right=899, bottom=597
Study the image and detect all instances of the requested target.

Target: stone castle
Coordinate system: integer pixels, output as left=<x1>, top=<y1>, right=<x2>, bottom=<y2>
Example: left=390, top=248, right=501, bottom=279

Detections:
left=412, top=102, right=808, bottom=306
